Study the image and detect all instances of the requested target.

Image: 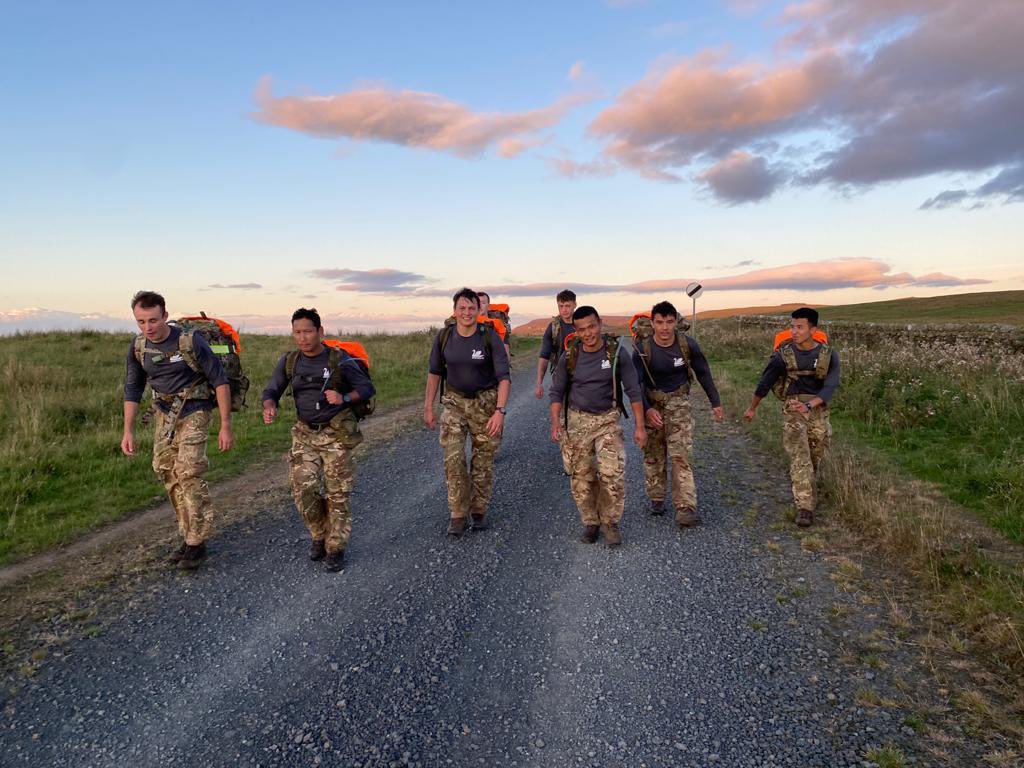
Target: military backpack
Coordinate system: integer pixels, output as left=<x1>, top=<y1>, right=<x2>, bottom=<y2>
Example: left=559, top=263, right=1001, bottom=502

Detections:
left=562, top=332, right=628, bottom=425
left=284, top=340, right=375, bottom=421
left=628, top=312, right=695, bottom=390
left=771, top=340, right=832, bottom=400
left=436, top=317, right=498, bottom=398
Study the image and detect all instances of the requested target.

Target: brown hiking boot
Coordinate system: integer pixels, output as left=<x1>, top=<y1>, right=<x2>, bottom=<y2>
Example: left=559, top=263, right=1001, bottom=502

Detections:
left=447, top=516, right=468, bottom=537
left=324, top=550, right=345, bottom=572
left=168, top=542, right=187, bottom=563
left=650, top=500, right=666, bottom=516
left=796, top=508, right=814, bottom=527
left=602, top=523, right=623, bottom=547
left=309, top=539, right=326, bottom=561
left=470, top=512, right=489, bottom=531
left=579, top=524, right=600, bottom=544
left=178, top=542, right=207, bottom=570
left=675, top=507, right=699, bottom=527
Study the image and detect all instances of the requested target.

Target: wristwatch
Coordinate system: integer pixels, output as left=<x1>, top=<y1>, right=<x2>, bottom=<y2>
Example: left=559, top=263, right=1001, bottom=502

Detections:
left=496, top=406, right=508, bottom=415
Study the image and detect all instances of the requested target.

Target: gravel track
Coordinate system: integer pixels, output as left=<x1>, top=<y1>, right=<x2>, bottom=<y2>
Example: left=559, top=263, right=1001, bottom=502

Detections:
left=2, top=369, right=936, bottom=766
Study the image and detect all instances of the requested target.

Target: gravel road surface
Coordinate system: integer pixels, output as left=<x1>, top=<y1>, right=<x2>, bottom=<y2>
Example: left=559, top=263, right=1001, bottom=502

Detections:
left=1, top=369, right=933, bottom=766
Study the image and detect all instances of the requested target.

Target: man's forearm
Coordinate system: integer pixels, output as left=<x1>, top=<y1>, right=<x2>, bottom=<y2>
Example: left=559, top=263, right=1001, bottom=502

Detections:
left=215, top=384, right=232, bottom=425
left=550, top=402, right=562, bottom=426
left=425, top=373, right=441, bottom=406
left=748, top=394, right=763, bottom=411
left=536, top=357, right=549, bottom=388
left=497, top=379, right=511, bottom=408
left=630, top=402, right=644, bottom=422
left=123, top=401, right=139, bottom=433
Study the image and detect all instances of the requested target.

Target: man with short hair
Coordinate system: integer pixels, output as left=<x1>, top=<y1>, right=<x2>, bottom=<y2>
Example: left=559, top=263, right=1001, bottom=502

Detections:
left=425, top=288, right=511, bottom=536
left=745, top=307, right=840, bottom=527
left=550, top=306, right=645, bottom=547
left=122, top=290, right=233, bottom=570
left=262, top=308, right=375, bottom=572
left=536, top=289, right=577, bottom=475
left=633, top=300, right=723, bottom=527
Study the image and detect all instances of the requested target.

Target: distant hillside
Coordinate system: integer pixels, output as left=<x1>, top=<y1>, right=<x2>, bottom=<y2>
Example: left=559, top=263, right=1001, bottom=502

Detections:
left=513, top=303, right=824, bottom=336
left=819, top=290, right=1024, bottom=325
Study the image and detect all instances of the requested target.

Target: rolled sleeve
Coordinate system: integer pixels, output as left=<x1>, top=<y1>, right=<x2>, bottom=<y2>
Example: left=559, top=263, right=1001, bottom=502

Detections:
left=490, top=329, right=511, bottom=382
left=124, top=340, right=147, bottom=403
left=428, top=331, right=445, bottom=376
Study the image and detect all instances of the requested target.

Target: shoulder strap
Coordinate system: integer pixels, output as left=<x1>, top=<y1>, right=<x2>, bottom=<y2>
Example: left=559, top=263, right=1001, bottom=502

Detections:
left=678, top=332, right=693, bottom=367
left=606, top=335, right=627, bottom=417
left=283, top=350, right=301, bottom=397
left=177, top=330, right=202, bottom=375
left=133, top=335, right=147, bottom=366
left=814, top=344, right=831, bottom=380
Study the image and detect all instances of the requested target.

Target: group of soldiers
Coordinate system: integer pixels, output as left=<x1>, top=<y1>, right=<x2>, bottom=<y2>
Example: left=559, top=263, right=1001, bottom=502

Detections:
left=122, top=287, right=840, bottom=569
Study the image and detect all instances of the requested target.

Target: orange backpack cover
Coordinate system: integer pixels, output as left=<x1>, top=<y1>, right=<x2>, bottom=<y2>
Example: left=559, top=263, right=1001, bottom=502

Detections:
left=323, top=339, right=371, bottom=369
left=773, top=329, right=828, bottom=350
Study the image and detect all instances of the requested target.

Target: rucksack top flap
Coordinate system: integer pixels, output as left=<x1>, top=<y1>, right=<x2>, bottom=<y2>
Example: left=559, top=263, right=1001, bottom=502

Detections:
left=773, top=328, right=828, bottom=351
left=323, top=339, right=371, bottom=369
left=177, top=315, right=243, bottom=354
left=489, top=303, right=510, bottom=313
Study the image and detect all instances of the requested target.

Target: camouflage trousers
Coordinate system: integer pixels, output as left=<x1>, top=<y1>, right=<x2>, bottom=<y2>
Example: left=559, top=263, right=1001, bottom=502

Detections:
left=565, top=408, right=626, bottom=526
left=439, top=389, right=502, bottom=519
left=289, top=420, right=359, bottom=554
left=152, top=409, right=213, bottom=546
left=559, top=430, right=572, bottom=476
left=782, top=400, right=832, bottom=511
left=643, top=389, right=696, bottom=510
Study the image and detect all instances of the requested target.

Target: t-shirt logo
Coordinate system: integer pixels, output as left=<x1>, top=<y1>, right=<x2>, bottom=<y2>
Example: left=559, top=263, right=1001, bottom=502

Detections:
left=601, top=359, right=611, bottom=369
left=168, top=354, right=184, bottom=364
left=471, top=349, right=485, bottom=360
left=673, top=357, right=684, bottom=367
left=323, top=367, right=331, bottom=379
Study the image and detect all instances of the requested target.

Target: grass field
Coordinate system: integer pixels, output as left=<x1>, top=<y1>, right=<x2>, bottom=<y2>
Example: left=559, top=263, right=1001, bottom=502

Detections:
left=0, top=329, right=444, bottom=565
left=699, top=315, right=1024, bottom=685
left=700, top=318, right=1024, bottom=542
left=816, top=290, right=1024, bottom=325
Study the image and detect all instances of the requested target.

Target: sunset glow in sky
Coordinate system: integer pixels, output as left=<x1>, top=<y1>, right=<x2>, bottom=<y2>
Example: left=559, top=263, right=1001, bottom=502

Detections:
left=2, top=0, right=1022, bottom=334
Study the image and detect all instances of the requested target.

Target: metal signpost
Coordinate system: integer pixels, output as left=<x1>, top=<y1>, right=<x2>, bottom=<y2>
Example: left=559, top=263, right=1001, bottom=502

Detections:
left=685, top=282, right=704, bottom=336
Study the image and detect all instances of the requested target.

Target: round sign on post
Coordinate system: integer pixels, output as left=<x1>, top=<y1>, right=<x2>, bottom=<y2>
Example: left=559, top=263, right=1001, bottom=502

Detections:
left=685, top=282, right=703, bottom=335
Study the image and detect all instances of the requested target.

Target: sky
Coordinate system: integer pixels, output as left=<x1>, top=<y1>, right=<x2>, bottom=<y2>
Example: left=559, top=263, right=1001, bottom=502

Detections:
left=2, top=0, right=1022, bottom=334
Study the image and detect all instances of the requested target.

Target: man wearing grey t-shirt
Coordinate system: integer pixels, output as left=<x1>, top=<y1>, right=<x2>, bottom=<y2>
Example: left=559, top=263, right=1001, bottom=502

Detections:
left=425, top=288, right=511, bottom=537
left=550, top=306, right=646, bottom=547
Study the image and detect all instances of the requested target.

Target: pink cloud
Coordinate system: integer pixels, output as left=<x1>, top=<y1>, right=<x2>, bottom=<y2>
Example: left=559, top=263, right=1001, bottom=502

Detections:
left=571, top=0, right=1024, bottom=207
left=406, top=258, right=988, bottom=298
left=253, top=76, right=583, bottom=159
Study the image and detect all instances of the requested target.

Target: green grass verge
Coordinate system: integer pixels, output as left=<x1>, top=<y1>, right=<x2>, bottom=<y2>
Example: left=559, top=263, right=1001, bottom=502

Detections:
left=820, top=290, right=1024, bottom=326
left=0, top=329, right=481, bottom=565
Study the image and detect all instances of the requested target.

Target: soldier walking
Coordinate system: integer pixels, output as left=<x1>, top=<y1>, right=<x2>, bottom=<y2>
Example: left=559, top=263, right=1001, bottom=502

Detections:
left=535, top=290, right=577, bottom=475
left=121, top=290, right=233, bottom=570
left=424, top=288, right=511, bottom=536
left=549, top=306, right=645, bottom=547
left=261, top=308, right=375, bottom=572
left=633, top=301, right=723, bottom=527
left=744, top=307, right=840, bottom=527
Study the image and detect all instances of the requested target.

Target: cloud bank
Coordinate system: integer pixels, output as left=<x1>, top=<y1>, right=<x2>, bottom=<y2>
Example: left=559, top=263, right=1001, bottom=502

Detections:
left=565, top=0, right=1024, bottom=206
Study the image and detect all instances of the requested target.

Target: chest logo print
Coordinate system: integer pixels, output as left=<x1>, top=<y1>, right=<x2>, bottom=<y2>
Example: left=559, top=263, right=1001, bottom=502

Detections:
left=601, top=359, right=611, bottom=369
left=168, top=354, right=184, bottom=364
left=673, top=357, right=684, bottom=367
left=323, top=367, right=331, bottom=379
left=472, top=349, right=485, bottom=360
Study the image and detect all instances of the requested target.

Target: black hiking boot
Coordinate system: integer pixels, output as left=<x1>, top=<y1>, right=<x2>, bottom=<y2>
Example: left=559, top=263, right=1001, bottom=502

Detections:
left=602, top=523, right=623, bottom=548
left=168, top=542, right=187, bottom=563
left=675, top=507, right=699, bottom=527
left=447, top=516, right=468, bottom=537
left=579, top=524, right=600, bottom=544
left=470, top=512, right=489, bottom=531
left=324, top=550, right=345, bottom=572
left=178, top=542, right=207, bottom=570
left=650, top=500, right=666, bottom=516
left=309, top=539, right=326, bottom=561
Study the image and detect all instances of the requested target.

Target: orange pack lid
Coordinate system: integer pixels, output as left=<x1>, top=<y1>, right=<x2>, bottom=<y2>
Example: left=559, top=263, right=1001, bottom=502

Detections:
left=773, top=329, right=828, bottom=350
left=489, top=303, right=510, bottom=313
left=628, top=312, right=650, bottom=339
left=323, top=339, right=371, bottom=368
left=179, top=315, right=242, bottom=354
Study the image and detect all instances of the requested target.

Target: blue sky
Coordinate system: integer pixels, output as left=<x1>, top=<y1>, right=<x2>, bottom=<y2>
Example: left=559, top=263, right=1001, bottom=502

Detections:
left=2, top=0, right=1021, bottom=333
